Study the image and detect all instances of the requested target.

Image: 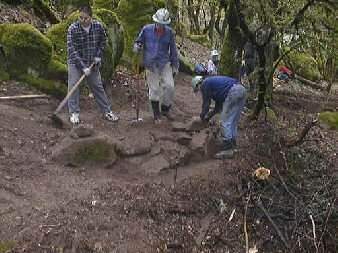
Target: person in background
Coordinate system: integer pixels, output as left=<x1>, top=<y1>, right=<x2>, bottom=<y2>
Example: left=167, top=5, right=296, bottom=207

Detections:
left=67, top=6, right=120, bottom=124
left=133, top=8, right=179, bottom=122
left=241, top=41, right=255, bottom=77
left=191, top=75, right=247, bottom=159
left=208, top=50, right=219, bottom=75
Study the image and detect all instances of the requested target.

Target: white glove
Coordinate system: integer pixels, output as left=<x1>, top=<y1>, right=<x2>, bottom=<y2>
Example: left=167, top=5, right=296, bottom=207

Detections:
left=172, top=67, right=179, bottom=76
left=133, top=43, right=142, bottom=54
left=83, top=68, right=91, bottom=76
left=94, top=57, right=101, bottom=64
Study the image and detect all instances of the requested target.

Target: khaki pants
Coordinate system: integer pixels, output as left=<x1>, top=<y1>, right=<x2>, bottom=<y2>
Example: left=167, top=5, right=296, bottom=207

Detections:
left=146, top=62, right=174, bottom=106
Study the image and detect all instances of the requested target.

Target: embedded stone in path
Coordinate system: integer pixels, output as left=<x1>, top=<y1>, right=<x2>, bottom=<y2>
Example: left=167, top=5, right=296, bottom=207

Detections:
left=140, top=154, right=170, bottom=174
left=51, top=132, right=117, bottom=169
left=116, top=132, right=154, bottom=157
left=185, top=116, right=207, bottom=132
left=171, top=122, right=187, bottom=132
left=70, top=123, right=94, bottom=139
left=174, top=132, right=192, bottom=145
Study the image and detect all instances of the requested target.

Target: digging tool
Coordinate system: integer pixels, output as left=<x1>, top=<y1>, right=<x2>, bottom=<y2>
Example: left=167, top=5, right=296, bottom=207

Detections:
left=133, top=56, right=143, bottom=122
left=0, top=94, right=48, bottom=100
left=50, top=62, right=95, bottom=128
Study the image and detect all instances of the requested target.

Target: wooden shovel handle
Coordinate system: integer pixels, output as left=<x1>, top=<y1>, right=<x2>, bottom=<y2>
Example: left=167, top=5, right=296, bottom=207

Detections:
left=54, top=62, right=95, bottom=114
left=0, top=94, right=48, bottom=100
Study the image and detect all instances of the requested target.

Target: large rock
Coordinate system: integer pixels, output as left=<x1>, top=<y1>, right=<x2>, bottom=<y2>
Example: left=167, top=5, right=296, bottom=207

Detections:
left=158, top=140, right=190, bottom=167
left=185, top=116, right=207, bottom=132
left=188, top=131, right=220, bottom=160
left=51, top=132, right=117, bottom=169
left=0, top=24, right=52, bottom=78
left=140, top=154, right=170, bottom=174
left=116, top=133, right=154, bottom=157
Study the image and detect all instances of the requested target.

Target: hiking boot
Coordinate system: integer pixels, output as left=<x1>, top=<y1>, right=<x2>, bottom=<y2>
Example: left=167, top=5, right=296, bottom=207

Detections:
left=70, top=112, right=80, bottom=124
left=214, top=140, right=234, bottom=159
left=103, top=111, right=120, bottom=122
left=161, top=104, right=175, bottom=120
left=151, top=101, right=162, bottom=122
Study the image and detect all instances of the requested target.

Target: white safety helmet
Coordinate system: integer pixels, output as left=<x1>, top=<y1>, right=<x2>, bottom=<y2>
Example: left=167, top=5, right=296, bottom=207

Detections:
left=211, top=50, right=219, bottom=57
left=152, top=8, right=171, bottom=25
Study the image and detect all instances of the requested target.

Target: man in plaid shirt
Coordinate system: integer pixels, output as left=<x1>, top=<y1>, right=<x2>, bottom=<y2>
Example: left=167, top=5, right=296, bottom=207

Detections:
left=67, top=6, right=119, bottom=124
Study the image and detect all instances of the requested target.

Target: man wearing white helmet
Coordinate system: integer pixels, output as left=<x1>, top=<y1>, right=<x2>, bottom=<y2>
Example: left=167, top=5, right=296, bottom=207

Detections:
left=133, top=8, right=179, bottom=122
left=191, top=75, right=247, bottom=159
left=208, top=50, right=219, bottom=75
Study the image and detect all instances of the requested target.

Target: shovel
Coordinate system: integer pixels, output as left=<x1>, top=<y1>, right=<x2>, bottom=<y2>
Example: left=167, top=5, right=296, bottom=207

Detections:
left=50, top=62, right=95, bottom=128
left=132, top=57, right=143, bottom=122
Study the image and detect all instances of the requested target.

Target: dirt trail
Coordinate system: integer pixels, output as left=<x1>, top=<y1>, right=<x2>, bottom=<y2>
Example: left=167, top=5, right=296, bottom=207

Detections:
left=0, top=70, right=337, bottom=252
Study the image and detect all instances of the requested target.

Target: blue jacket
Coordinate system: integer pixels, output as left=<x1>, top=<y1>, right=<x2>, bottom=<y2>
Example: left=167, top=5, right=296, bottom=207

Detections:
left=200, top=76, right=239, bottom=120
left=134, top=24, right=179, bottom=70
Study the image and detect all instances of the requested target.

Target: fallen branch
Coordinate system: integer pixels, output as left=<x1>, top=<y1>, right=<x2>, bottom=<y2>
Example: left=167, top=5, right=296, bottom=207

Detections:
left=284, top=120, right=317, bottom=147
left=244, top=196, right=251, bottom=253
left=257, top=200, right=291, bottom=249
left=295, top=75, right=323, bottom=90
left=309, top=214, right=319, bottom=253
left=0, top=94, right=48, bottom=100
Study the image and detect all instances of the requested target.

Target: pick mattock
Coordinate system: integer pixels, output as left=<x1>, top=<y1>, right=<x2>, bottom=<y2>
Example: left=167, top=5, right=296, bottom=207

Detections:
left=134, top=56, right=143, bottom=122
left=50, top=62, right=95, bottom=128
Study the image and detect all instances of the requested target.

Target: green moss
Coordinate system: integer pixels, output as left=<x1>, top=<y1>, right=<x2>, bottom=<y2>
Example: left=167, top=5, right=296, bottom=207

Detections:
left=18, top=74, right=67, bottom=99
left=47, top=59, right=68, bottom=81
left=266, top=107, right=277, bottom=120
left=32, top=0, right=60, bottom=24
left=74, top=143, right=116, bottom=166
left=54, top=0, right=90, bottom=13
left=218, top=34, right=236, bottom=77
left=116, top=0, right=165, bottom=69
left=0, top=23, right=52, bottom=78
left=93, top=0, right=119, bottom=9
left=286, top=51, right=321, bottom=81
left=189, top=35, right=210, bottom=47
left=0, top=241, right=18, bottom=253
left=0, top=70, right=10, bottom=82
left=318, top=112, right=338, bottom=130
left=46, top=12, right=79, bottom=64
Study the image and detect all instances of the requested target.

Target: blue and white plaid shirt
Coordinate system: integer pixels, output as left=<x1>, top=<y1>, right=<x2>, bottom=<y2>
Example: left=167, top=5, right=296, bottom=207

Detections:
left=67, top=19, right=108, bottom=70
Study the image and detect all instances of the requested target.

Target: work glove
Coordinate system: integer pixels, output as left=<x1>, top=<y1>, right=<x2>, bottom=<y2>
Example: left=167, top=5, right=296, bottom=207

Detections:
left=94, top=57, right=101, bottom=64
left=133, top=43, right=142, bottom=54
left=172, top=67, right=179, bottom=77
left=241, top=59, right=246, bottom=66
left=82, top=67, right=91, bottom=76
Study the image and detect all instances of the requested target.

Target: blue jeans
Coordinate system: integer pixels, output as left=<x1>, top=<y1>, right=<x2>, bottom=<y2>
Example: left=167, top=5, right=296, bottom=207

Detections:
left=220, top=83, right=247, bottom=141
left=68, top=64, right=110, bottom=114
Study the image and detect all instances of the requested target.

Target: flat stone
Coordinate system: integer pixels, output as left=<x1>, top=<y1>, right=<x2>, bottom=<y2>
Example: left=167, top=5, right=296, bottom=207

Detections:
left=158, top=140, right=190, bottom=167
left=140, top=154, right=170, bottom=174
left=171, top=122, right=187, bottom=132
left=174, top=132, right=192, bottom=145
left=70, top=123, right=94, bottom=139
left=116, top=132, right=154, bottom=157
left=185, top=116, right=207, bottom=132
left=51, top=132, right=117, bottom=169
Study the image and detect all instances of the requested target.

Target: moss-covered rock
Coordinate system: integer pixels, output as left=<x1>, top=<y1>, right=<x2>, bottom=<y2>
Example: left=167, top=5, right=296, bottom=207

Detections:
left=32, top=0, right=60, bottom=24
left=47, top=59, right=68, bottom=81
left=0, top=23, right=52, bottom=78
left=286, top=51, right=321, bottom=81
left=54, top=0, right=90, bottom=15
left=18, top=74, right=67, bottom=99
left=0, top=70, right=10, bottom=82
left=74, top=143, right=116, bottom=166
left=318, top=112, right=338, bottom=130
left=189, top=35, right=211, bottom=47
left=93, top=0, right=120, bottom=10
left=0, top=241, right=18, bottom=253
left=116, top=0, right=165, bottom=69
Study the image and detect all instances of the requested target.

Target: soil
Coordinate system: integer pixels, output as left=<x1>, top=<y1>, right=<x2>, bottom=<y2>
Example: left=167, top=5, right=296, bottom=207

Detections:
left=0, top=3, right=337, bottom=252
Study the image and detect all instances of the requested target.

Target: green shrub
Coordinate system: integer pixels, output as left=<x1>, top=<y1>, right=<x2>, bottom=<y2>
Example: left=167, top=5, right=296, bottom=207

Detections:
left=189, top=35, right=210, bottom=47
left=318, top=112, right=338, bottom=130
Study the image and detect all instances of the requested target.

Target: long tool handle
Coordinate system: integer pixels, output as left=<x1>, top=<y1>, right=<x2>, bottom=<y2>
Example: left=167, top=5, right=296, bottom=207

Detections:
left=0, top=94, right=48, bottom=100
left=54, top=62, right=94, bottom=114
left=136, top=57, right=140, bottom=120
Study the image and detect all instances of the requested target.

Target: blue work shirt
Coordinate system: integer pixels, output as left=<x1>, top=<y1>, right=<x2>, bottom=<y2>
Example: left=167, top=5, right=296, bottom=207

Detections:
left=134, top=24, right=179, bottom=70
left=200, top=76, right=239, bottom=120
